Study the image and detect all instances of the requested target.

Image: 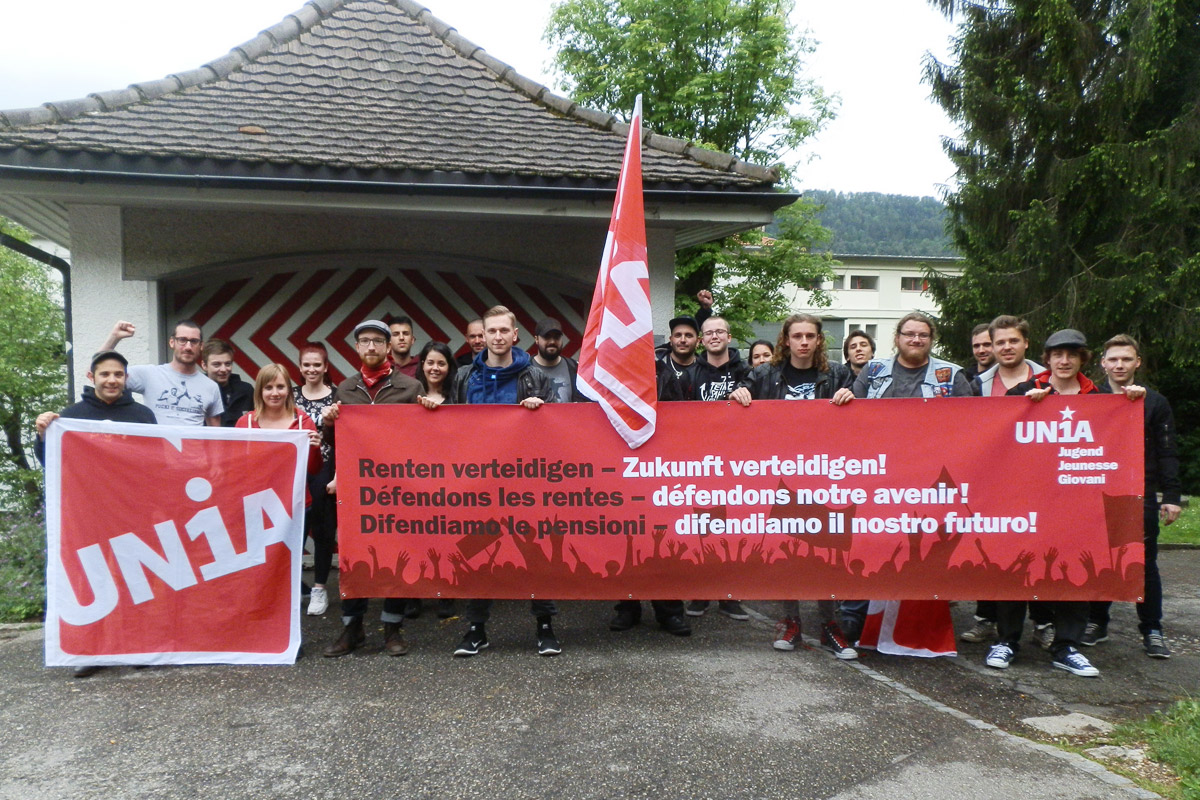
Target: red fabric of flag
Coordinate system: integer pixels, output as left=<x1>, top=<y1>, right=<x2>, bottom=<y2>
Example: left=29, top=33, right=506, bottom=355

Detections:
left=576, top=96, right=658, bottom=448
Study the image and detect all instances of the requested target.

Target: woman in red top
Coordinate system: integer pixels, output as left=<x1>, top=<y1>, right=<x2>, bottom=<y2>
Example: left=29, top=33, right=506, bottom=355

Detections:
left=237, top=363, right=322, bottom=495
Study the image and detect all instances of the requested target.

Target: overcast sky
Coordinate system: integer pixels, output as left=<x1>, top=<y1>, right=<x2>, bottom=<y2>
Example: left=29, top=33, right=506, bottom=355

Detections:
left=0, top=0, right=960, bottom=198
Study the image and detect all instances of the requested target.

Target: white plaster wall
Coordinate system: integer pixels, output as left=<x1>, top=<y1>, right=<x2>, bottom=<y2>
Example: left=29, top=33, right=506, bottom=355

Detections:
left=67, top=205, right=160, bottom=397
left=647, top=226, right=677, bottom=339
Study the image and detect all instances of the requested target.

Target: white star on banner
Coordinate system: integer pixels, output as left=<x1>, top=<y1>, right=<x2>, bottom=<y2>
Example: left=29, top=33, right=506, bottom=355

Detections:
left=1060, top=407, right=1076, bottom=420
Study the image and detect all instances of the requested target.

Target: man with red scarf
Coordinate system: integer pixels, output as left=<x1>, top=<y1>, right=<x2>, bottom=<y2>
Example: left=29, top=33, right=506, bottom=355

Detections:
left=320, top=320, right=421, bottom=657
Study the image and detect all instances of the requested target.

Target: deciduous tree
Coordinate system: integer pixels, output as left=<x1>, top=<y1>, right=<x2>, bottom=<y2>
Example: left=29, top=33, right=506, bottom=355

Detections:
left=547, top=0, right=837, bottom=332
left=0, top=218, right=66, bottom=513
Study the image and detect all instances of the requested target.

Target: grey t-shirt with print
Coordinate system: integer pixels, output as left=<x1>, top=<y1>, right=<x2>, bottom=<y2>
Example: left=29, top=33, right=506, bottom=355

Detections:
left=127, top=363, right=224, bottom=425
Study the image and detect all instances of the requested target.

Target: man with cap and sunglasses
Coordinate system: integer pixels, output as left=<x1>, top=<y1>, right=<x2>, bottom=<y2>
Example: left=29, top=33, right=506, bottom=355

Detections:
left=319, top=320, right=422, bottom=658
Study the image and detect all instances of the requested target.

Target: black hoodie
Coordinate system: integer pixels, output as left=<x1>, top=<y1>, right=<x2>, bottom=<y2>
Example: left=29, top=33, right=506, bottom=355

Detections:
left=36, top=387, right=157, bottom=464
left=694, top=347, right=750, bottom=401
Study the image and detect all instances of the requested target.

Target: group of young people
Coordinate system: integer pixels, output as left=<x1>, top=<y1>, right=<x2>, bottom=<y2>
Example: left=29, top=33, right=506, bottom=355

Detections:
left=650, top=305, right=1179, bottom=679
left=36, top=301, right=1179, bottom=678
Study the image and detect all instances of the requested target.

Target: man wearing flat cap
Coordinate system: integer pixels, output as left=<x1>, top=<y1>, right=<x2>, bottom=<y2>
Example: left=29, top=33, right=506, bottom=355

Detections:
left=986, top=328, right=1141, bottom=678
left=320, top=320, right=422, bottom=658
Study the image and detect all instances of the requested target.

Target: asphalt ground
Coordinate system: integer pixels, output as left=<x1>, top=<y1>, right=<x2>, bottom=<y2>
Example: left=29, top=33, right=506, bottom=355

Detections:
left=1, top=550, right=1195, bottom=800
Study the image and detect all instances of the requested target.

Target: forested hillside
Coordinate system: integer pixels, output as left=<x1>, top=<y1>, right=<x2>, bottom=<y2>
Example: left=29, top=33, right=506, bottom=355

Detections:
left=802, top=190, right=955, bottom=257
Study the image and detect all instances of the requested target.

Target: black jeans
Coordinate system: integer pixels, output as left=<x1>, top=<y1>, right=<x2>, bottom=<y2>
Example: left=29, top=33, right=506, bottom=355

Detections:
left=466, top=599, right=557, bottom=625
left=976, top=600, right=1050, bottom=624
left=995, top=600, right=1087, bottom=655
left=1089, top=502, right=1163, bottom=634
left=614, top=600, right=685, bottom=621
left=306, top=461, right=336, bottom=585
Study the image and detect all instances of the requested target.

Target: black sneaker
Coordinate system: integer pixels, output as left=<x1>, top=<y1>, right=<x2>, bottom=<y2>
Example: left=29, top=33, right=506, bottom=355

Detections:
left=658, top=614, right=692, bottom=637
left=1080, top=622, right=1108, bottom=646
left=719, top=600, right=750, bottom=620
left=1143, top=630, right=1171, bottom=659
left=685, top=600, right=709, bottom=617
left=454, top=624, right=488, bottom=657
left=537, top=623, right=562, bottom=656
left=609, top=607, right=641, bottom=631
left=820, top=621, right=858, bottom=660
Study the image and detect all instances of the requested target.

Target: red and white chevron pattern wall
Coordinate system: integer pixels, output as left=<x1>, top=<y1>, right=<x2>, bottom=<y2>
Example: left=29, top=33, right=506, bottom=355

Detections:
left=170, top=262, right=590, bottom=385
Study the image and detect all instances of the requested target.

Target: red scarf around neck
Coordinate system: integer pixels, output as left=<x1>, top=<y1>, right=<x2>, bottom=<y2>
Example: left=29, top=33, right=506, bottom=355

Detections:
left=360, top=361, right=393, bottom=391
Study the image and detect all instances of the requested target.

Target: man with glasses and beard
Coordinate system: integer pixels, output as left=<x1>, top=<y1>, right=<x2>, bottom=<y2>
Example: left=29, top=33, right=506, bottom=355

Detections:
left=320, top=320, right=422, bottom=658
left=100, top=319, right=223, bottom=427
left=835, top=312, right=973, bottom=401
left=831, top=313, right=968, bottom=655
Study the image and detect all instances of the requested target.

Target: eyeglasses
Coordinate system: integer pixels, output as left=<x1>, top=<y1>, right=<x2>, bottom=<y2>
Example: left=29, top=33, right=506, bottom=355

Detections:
left=899, top=331, right=931, bottom=341
left=702, top=329, right=729, bottom=338
left=357, top=337, right=388, bottom=347
left=172, top=337, right=202, bottom=346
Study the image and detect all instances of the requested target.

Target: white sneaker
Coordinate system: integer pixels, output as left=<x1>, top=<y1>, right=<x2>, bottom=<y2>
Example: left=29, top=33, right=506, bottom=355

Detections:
left=307, top=586, right=328, bottom=616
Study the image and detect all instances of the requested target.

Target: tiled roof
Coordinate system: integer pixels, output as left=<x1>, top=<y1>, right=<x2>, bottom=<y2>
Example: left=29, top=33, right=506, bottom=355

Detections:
left=0, top=0, right=777, bottom=190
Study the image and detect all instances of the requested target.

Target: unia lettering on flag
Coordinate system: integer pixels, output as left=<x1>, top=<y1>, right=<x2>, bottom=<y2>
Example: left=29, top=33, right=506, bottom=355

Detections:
left=576, top=95, right=657, bottom=448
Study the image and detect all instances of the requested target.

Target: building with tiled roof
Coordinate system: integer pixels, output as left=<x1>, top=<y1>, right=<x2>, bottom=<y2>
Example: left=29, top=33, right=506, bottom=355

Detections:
left=0, top=0, right=794, bottom=388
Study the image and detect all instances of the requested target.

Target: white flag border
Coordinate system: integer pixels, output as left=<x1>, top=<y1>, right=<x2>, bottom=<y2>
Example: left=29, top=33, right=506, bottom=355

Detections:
left=43, top=419, right=307, bottom=667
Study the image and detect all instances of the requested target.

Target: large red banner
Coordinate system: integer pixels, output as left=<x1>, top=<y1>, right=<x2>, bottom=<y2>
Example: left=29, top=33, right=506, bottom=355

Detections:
left=335, top=395, right=1145, bottom=601
left=44, top=419, right=308, bottom=667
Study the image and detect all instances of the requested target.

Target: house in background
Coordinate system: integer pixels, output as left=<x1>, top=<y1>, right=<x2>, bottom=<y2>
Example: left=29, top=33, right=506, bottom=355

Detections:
left=0, top=0, right=793, bottom=392
left=750, top=253, right=964, bottom=361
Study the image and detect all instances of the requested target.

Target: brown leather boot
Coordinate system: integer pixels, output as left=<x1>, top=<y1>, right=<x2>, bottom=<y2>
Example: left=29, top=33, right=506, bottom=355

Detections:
left=323, top=618, right=365, bottom=657
left=383, top=622, right=409, bottom=656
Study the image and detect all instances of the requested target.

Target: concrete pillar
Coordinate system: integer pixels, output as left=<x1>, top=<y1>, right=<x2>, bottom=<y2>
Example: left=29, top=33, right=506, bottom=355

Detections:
left=67, top=205, right=160, bottom=396
left=646, top=226, right=677, bottom=340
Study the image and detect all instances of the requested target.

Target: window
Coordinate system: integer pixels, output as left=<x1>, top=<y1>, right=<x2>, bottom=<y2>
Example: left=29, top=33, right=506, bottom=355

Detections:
left=849, top=275, right=878, bottom=290
left=901, top=276, right=930, bottom=292
left=849, top=323, right=878, bottom=339
left=830, top=274, right=845, bottom=290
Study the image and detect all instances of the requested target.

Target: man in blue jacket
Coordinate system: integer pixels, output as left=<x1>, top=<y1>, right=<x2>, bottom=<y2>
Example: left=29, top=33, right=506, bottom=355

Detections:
left=447, top=306, right=560, bottom=657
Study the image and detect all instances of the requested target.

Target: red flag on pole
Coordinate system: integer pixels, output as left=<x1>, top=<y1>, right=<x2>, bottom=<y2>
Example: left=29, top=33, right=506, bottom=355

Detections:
left=576, top=95, right=658, bottom=448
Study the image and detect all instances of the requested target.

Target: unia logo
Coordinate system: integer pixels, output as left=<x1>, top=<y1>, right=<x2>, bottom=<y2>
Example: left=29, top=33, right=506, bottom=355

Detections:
left=56, top=477, right=294, bottom=627
left=1014, top=406, right=1094, bottom=444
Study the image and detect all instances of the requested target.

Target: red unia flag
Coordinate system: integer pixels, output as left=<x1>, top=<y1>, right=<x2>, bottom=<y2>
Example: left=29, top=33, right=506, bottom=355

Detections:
left=577, top=95, right=657, bottom=448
